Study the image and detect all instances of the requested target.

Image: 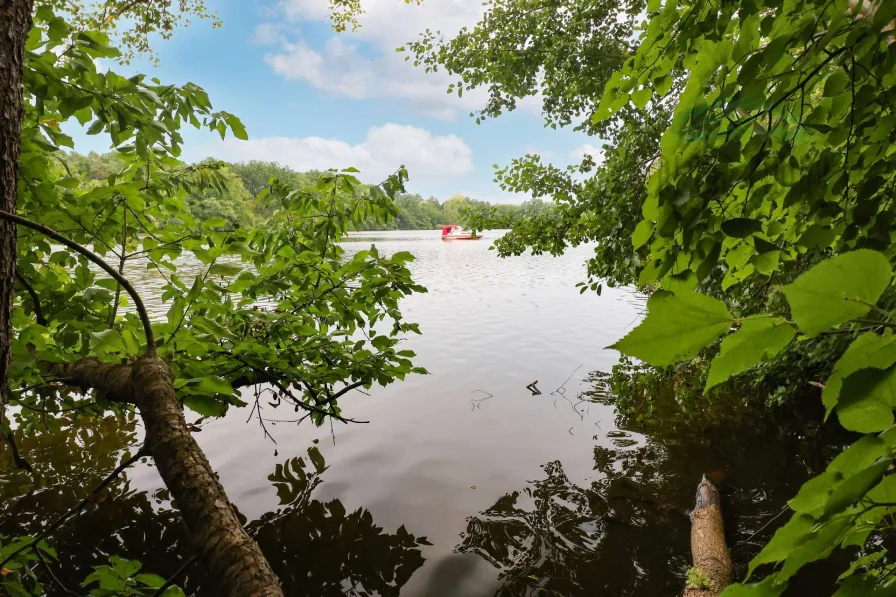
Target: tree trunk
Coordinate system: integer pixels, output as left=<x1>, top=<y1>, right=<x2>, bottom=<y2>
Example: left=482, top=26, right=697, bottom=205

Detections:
left=59, top=356, right=285, bottom=596
left=683, top=477, right=732, bottom=597
left=0, top=3, right=283, bottom=592
left=0, top=0, right=33, bottom=409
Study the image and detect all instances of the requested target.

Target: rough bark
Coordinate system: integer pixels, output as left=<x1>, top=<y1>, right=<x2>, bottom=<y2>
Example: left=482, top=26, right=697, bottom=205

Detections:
left=58, top=355, right=284, bottom=597
left=683, top=477, right=732, bottom=597
left=0, top=0, right=34, bottom=462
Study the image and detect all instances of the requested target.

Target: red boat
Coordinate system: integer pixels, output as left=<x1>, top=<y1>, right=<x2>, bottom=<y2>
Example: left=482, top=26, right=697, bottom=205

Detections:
left=441, top=224, right=482, bottom=241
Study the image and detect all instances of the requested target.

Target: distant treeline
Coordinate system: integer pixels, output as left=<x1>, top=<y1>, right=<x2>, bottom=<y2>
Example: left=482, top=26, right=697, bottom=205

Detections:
left=63, top=152, right=554, bottom=230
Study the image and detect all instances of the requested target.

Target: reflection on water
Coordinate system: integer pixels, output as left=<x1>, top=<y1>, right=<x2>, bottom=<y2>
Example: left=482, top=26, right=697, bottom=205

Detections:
left=456, top=376, right=853, bottom=596
left=249, top=450, right=428, bottom=597
left=1, top=421, right=428, bottom=596
left=1, top=231, right=849, bottom=595
left=0, top=416, right=192, bottom=591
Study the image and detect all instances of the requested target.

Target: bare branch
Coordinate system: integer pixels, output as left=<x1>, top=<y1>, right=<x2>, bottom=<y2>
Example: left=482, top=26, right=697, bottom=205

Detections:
left=150, top=554, right=198, bottom=597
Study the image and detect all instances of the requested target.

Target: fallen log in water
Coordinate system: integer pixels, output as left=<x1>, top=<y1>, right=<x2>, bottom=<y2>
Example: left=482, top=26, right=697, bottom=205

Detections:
left=684, top=476, right=732, bottom=597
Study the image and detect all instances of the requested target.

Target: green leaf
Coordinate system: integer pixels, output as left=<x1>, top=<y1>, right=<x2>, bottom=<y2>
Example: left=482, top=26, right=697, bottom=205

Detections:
left=823, top=70, right=849, bottom=97
left=752, top=251, right=779, bottom=276
left=632, top=220, right=654, bottom=249
left=777, top=516, right=852, bottom=581
left=836, top=367, right=896, bottom=433
left=183, top=395, right=227, bottom=417
left=821, top=458, right=890, bottom=517
left=90, top=328, right=127, bottom=355
left=832, top=576, right=896, bottom=597
left=720, top=577, right=787, bottom=597
left=836, top=551, right=887, bottom=582
left=789, top=471, right=837, bottom=513
left=209, top=262, right=242, bottom=277
left=135, top=573, right=167, bottom=588
left=823, top=331, right=896, bottom=415
left=748, top=513, right=814, bottom=577
left=830, top=435, right=891, bottom=475
left=610, top=290, right=733, bottom=367
left=721, top=218, right=763, bottom=238
left=631, top=88, right=652, bottom=109
left=779, top=250, right=892, bottom=337
left=705, top=317, right=795, bottom=392
left=197, top=375, right=234, bottom=396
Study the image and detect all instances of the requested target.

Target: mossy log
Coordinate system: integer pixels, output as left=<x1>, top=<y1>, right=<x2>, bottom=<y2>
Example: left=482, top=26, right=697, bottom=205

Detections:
left=683, top=477, right=732, bottom=597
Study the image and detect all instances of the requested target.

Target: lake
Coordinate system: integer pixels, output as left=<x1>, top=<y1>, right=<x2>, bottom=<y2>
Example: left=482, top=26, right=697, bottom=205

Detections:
left=1, top=230, right=847, bottom=595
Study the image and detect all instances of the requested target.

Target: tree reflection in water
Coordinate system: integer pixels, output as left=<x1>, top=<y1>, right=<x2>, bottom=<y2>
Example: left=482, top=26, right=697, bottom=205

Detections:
left=248, top=448, right=429, bottom=597
left=457, top=372, right=854, bottom=596
left=1, top=419, right=427, bottom=596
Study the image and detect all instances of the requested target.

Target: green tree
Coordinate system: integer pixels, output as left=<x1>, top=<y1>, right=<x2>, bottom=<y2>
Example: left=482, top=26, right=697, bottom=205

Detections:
left=0, top=3, right=425, bottom=596
left=185, top=162, right=256, bottom=227
left=415, top=0, right=896, bottom=593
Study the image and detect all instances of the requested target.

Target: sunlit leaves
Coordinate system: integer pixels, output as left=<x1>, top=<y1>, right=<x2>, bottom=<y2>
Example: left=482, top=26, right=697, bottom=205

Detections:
left=83, top=555, right=186, bottom=596
left=610, top=290, right=732, bottom=366
left=747, top=513, right=815, bottom=578
left=837, top=368, right=896, bottom=433
left=822, top=331, right=896, bottom=415
left=11, top=7, right=427, bottom=426
left=704, top=317, right=795, bottom=392
left=719, top=577, right=786, bottom=597
left=780, top=251, right=892, bottom=337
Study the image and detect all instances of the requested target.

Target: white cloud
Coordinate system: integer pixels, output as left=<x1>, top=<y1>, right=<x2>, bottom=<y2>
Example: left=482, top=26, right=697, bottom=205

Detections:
left=251, top=23, right=290, bottom=46
left=569, top=143, right=605, bottom=166
left=259, top=0, right=532, bottom=121
left=190, top=123, right=474, bottom=186
left=263, top=37, right=487, bottom=121
left=281, top=0, right=481, bottom=46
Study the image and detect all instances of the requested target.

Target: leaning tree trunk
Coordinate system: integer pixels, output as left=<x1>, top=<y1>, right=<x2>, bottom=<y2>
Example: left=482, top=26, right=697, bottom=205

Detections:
left=60, top=356, right=285, bottom=596
left=0, top=0, right=32, bottom=416
left=1, top=2, right=284, bottom=593
left=684, top=477, right=732, bottom=597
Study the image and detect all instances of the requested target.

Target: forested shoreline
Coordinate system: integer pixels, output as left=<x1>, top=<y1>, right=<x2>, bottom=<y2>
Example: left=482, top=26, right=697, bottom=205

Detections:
left=64, top=151, right=554, bottom=231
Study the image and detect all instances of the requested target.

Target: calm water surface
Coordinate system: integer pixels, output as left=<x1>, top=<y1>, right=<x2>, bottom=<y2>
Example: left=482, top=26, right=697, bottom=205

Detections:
left=1, top=230, right=847, bottom=595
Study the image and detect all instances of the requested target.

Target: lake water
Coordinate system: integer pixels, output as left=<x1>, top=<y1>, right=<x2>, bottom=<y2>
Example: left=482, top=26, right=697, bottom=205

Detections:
left=1, top=230, right=848, bottom=595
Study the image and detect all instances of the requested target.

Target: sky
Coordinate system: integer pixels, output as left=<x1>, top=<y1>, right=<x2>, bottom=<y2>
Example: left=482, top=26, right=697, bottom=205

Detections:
left=76, top=0, right=605, bottom=204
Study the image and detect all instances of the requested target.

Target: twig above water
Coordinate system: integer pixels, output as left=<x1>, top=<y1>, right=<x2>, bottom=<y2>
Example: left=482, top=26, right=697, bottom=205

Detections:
left=470, top=389, right=494, bottom=411
left=551, top=366, right=582, bottom=398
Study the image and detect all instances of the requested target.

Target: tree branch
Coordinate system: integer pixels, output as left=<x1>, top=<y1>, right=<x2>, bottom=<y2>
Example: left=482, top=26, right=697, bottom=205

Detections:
left=150, top=554, right=197, bottom=597
left=0, top=210, right=155, bottom=354
left=108, top=207, right=127, bottom=327
left=34, top=548, right=78, bottom=596
left=14, top=271, right=45, bottom=326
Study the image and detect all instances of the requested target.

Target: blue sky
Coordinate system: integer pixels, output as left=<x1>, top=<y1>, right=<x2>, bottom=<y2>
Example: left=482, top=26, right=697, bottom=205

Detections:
left=78, top=0, right=605, bottom=204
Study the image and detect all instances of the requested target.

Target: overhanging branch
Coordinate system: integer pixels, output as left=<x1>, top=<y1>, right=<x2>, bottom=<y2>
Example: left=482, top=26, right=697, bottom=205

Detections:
left=0, top=210, right=156, bottom=354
